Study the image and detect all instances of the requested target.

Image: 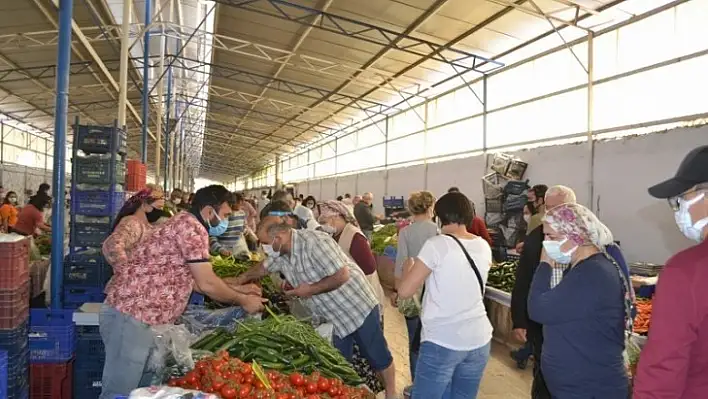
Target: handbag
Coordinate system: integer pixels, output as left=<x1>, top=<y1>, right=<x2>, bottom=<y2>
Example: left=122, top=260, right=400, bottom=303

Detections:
left=412, top=234, right=486, bottom=352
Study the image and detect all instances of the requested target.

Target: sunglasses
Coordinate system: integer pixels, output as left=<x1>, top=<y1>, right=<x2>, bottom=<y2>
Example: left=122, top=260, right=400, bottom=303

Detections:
left=667, top=184, right=707, bottom=211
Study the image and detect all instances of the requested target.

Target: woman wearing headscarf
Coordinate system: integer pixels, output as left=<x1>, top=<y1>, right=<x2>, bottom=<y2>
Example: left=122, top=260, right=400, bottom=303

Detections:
left=528, top=203, right=631, bottom=398
left=102, top=185, right=165, bottom=269
left=317, top=200, right=387, bottom=394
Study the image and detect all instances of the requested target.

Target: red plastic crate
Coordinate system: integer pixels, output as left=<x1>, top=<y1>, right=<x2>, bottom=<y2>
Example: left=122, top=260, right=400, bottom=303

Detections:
left=0, top=238, right=30, bottom=289
left=30, top=359, right=73, bottom=399
left=125, top=172, right=147, bottom=192
left=0, top=281, right=29, bottom=329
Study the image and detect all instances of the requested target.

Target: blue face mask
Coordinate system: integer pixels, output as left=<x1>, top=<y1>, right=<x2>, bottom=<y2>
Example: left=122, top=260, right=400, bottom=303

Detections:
left=542, top=238, right=577, bottom=264
left=208, top=209, right=228, bottom=237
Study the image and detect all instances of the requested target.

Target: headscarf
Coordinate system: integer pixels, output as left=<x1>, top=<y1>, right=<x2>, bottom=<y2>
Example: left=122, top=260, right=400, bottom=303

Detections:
left=543, top=203, right=614, bottom=248
left=318, top=200, right=358, bottom=227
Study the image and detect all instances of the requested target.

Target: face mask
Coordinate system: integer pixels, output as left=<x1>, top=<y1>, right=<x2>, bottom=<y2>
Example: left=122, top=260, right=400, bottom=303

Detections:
left=675, top=193, right=708, bottom=243
left=542, top=238, right=577, bottom=264
left=208, top=209, right=228, bottom=237
left=523, top=214, right=531, bottom=224
left=319, top=224, right=337, bottom=235
left=174, top=198, right=181, bottom=205
left=263, top=239, right=282, bottom=259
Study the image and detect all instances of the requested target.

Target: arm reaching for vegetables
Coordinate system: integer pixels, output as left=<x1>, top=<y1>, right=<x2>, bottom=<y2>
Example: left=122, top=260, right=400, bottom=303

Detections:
left=189, top=261, right=267, bottom=313
left=231, top=261, right=269, bottom=285
left=284, top=267, right=349, bottom=298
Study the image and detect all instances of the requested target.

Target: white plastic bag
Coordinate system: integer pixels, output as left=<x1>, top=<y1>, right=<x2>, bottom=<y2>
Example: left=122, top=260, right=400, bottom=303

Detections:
left=129, top=386, right=218, bottom=399
left=149, top=324, right=195, bottom=375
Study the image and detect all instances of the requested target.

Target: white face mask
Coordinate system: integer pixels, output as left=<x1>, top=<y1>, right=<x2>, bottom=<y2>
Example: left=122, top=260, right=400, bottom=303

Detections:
left=262, top=239, right=282, bottom=259
left=542, top=238, right=577, bottom=264
left=319, top=224, right=337, bottom=235
left=523, top=214, right=531, bottom=224
left=173, top=198, right=181, bottom=205
left=675, top=193, right=708, bottom=243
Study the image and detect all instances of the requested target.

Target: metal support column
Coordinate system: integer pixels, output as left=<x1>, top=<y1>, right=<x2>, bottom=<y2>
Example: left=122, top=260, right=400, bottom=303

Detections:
left=274, top=155, right=281, bottom=189
left=163, top=65, right=172, bottom=191
left=0, top=122, right=4, bottom=165
left=117, top=0, right=131, bottom=127
left=170, top=102, right=177, bottom=189
left=587, top=32, right=595, bottom=211
left=155, top=14, right=165, bottom=186
left=50, top=0, right=73, bottom=309
left=141, top=0, right=152, bottom=163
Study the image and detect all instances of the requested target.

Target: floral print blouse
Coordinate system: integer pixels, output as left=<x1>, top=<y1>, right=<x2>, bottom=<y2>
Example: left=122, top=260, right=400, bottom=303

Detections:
left=102, top=215, right=152, bottom=268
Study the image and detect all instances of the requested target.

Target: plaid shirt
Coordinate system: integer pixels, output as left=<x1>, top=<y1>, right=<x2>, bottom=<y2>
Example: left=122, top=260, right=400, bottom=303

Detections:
left=266, top=229, right=377, bottom=338
left=550, top=262, right=568, bottom=288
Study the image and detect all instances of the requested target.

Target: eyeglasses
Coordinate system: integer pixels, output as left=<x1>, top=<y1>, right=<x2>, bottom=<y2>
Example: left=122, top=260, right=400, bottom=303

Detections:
left=667, top=184, right=707, bottom=211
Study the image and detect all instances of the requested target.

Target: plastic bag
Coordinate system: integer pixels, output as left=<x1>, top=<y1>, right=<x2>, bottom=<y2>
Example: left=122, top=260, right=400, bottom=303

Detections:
left=179, top=305, right=247, bottom=337
left=129, top=386, right=218, bottom=399
left=149, top=324, right=195, bottom=377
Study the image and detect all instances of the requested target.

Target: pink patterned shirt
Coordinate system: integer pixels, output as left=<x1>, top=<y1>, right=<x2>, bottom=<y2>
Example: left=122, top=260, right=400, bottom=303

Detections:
left=105, top=212, right=209, bottom=325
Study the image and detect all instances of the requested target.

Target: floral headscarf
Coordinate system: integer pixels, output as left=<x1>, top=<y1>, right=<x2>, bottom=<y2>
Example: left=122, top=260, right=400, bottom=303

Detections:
left=543, top=203, right=614, bottom=248
left=317, top=200, right=358, bottom=227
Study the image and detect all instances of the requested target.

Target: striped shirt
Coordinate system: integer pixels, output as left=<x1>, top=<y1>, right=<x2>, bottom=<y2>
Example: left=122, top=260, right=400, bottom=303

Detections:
left=266, top=229, right=378, bottom=338
left=209, top=211, right=245, bottom=253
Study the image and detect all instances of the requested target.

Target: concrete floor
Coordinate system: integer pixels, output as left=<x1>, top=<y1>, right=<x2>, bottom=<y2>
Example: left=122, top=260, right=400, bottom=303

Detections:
left=380, top=299, right=532, bottom=398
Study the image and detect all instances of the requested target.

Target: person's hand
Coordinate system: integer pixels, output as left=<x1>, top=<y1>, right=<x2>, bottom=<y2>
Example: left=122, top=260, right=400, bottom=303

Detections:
left=241, top=295, right=268, bottom=314
left=284, top=283, right=314, bottom=298
left=234, top=283, right=262, bottom=296
left=515, top=242, right=524, bottom=253
left=281, top=281, right=294, bottom=292
left=219, top=249, right=232, bottom=257
left=513, top=328, right=527, bottom=342
left=389, top=292, right=398, bottom=308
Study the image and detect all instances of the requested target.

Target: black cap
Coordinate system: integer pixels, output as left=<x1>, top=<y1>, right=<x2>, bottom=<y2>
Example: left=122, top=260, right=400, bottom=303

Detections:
left=648, top=145, right=708, bottom=199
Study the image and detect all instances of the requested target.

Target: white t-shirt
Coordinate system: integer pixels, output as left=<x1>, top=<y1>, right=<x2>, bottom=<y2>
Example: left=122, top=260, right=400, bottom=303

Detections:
left=417, top=234, right=493, bottom=351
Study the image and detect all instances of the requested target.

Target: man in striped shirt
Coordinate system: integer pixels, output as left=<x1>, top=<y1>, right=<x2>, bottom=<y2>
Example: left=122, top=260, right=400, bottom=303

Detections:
left=210, top=192, right=247, bottom=257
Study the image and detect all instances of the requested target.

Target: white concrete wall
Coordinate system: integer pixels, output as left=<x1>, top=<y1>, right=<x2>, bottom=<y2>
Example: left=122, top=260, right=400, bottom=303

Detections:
left=293, top=125, right=708, bottom=264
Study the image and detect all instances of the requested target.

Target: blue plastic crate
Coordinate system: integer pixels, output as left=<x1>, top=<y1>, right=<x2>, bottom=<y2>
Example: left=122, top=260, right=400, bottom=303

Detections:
left=29, top=309, right=76, bottom=363
left=74, top=156, right=126, bottom=185
left=76, top=326, right=105, bottom=365
left=0, top=350, right=6, bottom=399
left=75, top=124, right=127, bottom=155
left=6, top=345, right=28, bottom=399
left=0, top=320, right=28, bottom=360
left=72, top=189, right=125, bottom=217
left=188, top=292, right=205, bottom=306
left=63, top=286, right=106, bottom=310
left=63, top=261, right=112, bottom=287
left=70, top=220, right=112, bottom=248
left=73, top=365, right=102, bottom=399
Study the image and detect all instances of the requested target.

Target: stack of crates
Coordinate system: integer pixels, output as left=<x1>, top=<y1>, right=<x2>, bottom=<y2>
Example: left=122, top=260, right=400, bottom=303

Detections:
left=72, top=323, right=104, bottom=398
left=64, top=119, right=126, bottom=309
left=28, top=309, right=75, bottom=399
left=126, top=159, right=147, bottom=191
left=0, top=237, right=30, bottom=399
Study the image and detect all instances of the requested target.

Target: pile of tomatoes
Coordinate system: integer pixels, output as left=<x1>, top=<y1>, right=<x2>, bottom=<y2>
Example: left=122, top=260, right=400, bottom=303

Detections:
left=166, top=351, right=374, bottom=399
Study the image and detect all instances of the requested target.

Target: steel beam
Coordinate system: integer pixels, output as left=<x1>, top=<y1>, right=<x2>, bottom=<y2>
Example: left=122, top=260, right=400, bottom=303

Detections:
left=213, top=0, right=500, bottom=73
left=50, top=0, right=72, bottom=310
left=118, top=0, right=132, bottom=127
left=142, top=0, right=152, bottom=163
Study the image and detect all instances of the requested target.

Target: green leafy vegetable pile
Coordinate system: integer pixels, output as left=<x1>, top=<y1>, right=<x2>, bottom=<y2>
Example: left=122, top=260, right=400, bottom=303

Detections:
left=370, top=224, right=398, bottom=255
left=486, top=261, right=517, bottom=293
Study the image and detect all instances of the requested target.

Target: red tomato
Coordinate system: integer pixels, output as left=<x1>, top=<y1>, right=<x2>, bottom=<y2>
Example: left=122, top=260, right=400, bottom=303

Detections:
left=328, top=386, right=340, bottom=396
left=296, top=387, right=306, bottom=396
left=254, top=380, right=264, bottom=390
left=239, top=384, right=252, bottom=398
left=243, top=374, right=255, bottom=385
left=241, top=364, right=254, bottom=376
left=305, top=382, right=318, bottom=394
left=276, top=394, right=289, bottom=399
left=212, top=379, right=225, bottom=391
left=184, top=372, right=198, bottom=385
left=317, top=378, right=331, bottom=392
left=289, top=373, right=305, bottom=387
left=220, top=385, right=237, bottom=399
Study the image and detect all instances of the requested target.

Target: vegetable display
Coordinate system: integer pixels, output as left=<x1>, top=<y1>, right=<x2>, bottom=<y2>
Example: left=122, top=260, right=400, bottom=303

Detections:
left=35, top=234, right=51, bottom=256
left=633, top=299, right=652, bottom=335
left=167, top=351, right=374, bottom=398
left=211, top=255, right=278, bottom=297
left=370, top=224, right=397, bottom=255
left=191, top=310, right=363, bottom=387
left=486, top=261, right=517, bottom=293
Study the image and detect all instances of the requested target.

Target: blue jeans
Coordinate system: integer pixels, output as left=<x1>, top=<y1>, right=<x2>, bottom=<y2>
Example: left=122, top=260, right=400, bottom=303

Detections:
left=98, top=304, right=157, bottom=399
left=405, top=316, right=420, bottom=379
left=412, top=340, right=491, bottom=399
